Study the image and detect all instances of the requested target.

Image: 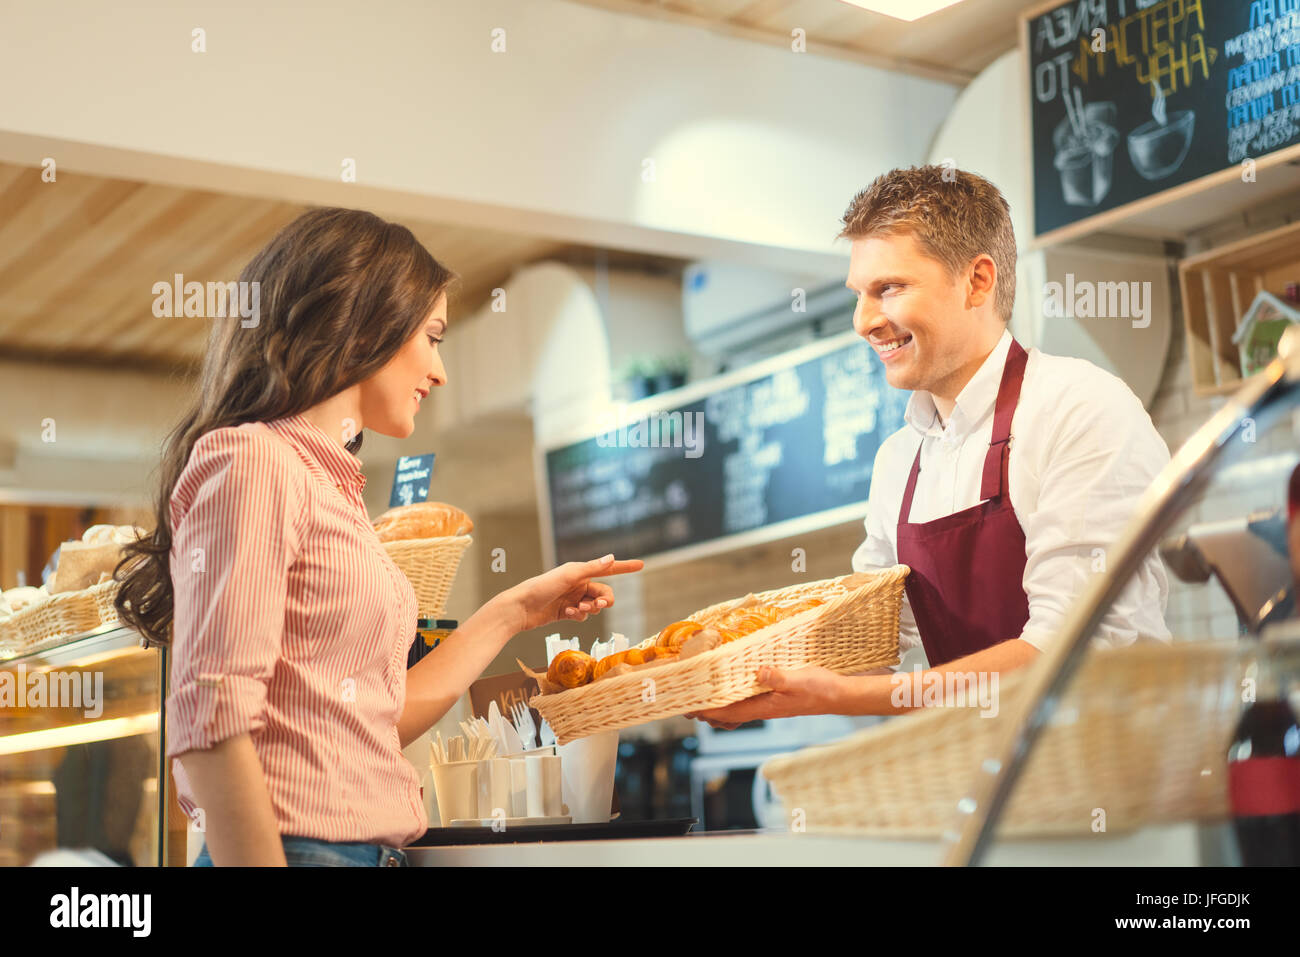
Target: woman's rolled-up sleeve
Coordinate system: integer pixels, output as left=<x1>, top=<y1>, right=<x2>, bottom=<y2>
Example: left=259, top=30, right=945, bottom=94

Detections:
left=165, top=427, right=305, bottom=757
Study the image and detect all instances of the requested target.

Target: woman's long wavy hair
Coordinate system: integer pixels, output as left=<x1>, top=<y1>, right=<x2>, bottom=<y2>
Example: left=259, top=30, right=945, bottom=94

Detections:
left=115, top=207, right=455, bottom=648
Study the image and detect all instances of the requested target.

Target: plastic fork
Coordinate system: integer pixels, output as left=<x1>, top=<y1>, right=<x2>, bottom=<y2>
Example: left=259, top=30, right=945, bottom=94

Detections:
left=510, top=701, right=537, bottom=751
left=539, top=716, right=556, bottom=748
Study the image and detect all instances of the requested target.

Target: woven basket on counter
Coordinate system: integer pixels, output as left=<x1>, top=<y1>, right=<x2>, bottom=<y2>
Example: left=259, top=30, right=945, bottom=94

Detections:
left=382, top=535, right=472, bottom=617
left=0, top=579, right=123, bottom=658
left=760, top=640, right=1246, bottom=839
left=530, top=566, right=909, bottom=744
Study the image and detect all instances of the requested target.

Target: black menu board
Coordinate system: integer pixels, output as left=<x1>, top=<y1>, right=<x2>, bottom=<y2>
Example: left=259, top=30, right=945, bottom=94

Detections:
left=541, top=334, right=909, bottom=565
left=1027, top=0, right=1300, bottom=236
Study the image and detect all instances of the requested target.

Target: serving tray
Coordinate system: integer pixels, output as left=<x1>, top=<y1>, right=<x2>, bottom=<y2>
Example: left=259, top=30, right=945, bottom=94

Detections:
left=408, top=817, right=697, bottom=846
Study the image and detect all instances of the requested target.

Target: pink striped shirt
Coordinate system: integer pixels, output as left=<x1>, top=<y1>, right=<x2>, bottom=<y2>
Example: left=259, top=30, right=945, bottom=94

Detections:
left=166, top=413, right=426, bottom=847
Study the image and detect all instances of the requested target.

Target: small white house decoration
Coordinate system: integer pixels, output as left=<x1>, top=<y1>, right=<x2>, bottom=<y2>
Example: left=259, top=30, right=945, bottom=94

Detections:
left=1232, top=290, right=1300, bottom=378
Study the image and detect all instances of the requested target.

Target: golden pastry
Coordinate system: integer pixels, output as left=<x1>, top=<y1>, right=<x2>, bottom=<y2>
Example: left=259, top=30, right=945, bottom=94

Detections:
left=656, top=620, right=703, bottom=651
left=784, top=598, right=825, bottom=616
left=547, top=649, right=595, bottom=689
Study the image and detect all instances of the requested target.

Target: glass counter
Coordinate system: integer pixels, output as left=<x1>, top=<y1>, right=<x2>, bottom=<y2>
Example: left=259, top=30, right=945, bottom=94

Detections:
left=0, top=624, right=181, bottom=866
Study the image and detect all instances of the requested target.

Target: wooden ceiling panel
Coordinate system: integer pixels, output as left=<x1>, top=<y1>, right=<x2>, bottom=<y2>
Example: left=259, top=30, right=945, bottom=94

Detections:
left=87, top=197, right=289, bottom=355
left=5, top=188, right=220, bottom=344
left=0, top=177, right=155, bottom=337
left=112, top=202, right=304, bottom=360
left=0, top=161, right=664, bottom=372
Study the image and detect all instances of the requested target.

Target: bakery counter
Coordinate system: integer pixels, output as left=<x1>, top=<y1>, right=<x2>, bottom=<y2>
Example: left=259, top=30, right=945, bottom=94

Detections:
left=405, top=822, right=1214, bottom=867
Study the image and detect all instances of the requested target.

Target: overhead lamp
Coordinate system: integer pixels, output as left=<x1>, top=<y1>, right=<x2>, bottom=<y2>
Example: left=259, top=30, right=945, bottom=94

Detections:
left=838, top=0, right=967, bottom=21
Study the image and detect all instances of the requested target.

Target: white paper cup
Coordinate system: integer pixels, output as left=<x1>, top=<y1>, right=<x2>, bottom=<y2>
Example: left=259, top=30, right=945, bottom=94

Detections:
left=515, top=746, right=557, bottom=758
left=557, top=729, right=619, bottom=824
left=509, top=760, right=529, bottom=817
left=524, top=756, right=545, bottom=818
left=477, top=758, right=513, bottom=821
left=429, top=759, right=478, bottom=827
left=525, top=754, right=564, bottom=818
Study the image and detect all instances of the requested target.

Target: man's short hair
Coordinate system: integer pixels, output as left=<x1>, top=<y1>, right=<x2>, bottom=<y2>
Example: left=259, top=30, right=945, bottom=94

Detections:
left=839, top=166, right=1017, bottom=322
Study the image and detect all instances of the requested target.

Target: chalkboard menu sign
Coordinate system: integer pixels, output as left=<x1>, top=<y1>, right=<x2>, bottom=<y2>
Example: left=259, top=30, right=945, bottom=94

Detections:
left=540, top=333, right=909, bottom=566
left=388, top=453, right=435, bottom=508
left=1027, top=0, right=1300, bottom=237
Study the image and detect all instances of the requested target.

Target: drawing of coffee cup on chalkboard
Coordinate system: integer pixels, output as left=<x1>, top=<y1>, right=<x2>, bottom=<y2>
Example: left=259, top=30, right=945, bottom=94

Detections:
left=1127, top=83, right=1194, bottom=181
left=1052, top=90, right=1118, bottom=207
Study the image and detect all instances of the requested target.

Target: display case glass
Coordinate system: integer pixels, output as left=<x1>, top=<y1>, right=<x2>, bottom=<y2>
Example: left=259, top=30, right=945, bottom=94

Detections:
left=0, top=625, right=174, bottom=866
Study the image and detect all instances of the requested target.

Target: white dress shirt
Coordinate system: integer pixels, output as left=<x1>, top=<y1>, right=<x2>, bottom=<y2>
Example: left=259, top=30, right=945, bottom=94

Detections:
left=852, top=329, right=1172, bottom=659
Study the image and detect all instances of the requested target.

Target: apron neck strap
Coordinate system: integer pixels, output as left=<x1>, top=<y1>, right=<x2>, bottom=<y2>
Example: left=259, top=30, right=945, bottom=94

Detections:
left=898, top=338, right=1029, bottom=519
left=979, top=338, right=1029, bottom=502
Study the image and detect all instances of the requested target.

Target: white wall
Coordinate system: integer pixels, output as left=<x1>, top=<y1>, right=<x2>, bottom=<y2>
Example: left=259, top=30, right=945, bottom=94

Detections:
left=0, top=360, right=189, bottom=503
left=0, top=0, right=958, bottom=259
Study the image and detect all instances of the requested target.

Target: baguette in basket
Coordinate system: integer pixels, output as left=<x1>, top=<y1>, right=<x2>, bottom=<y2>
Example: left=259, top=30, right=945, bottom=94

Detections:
left=371, top=502, right=474, bottom=617
left=372, top=501, right=472, bottom=541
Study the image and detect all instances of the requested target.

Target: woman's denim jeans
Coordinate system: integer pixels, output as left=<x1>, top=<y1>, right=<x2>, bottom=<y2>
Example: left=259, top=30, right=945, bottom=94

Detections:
left=192, top=835, right=408, bottom=867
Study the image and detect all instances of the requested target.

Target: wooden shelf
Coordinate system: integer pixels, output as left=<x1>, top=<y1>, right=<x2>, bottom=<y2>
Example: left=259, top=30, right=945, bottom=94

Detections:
left=1178, top=219, right=1300, bottom=396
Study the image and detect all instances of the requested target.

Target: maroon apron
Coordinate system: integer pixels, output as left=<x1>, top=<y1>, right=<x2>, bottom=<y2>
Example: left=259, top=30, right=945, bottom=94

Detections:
left=895, top=340, right=1030, bottom=667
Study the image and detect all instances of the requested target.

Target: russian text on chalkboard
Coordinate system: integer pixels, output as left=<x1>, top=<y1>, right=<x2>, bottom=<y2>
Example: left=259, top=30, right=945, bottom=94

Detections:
left=1027, top=0, right=1300, bottom=237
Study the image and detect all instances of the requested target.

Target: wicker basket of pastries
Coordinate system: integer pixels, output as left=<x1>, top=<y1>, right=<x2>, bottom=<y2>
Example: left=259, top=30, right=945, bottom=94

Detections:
left=372, top=502, right=473, bottom=617
left=759, top=639, right=1246, bottom=838
left=527, top=566, right=908, bottom=744
left=0, top=524, right=145, bottom=656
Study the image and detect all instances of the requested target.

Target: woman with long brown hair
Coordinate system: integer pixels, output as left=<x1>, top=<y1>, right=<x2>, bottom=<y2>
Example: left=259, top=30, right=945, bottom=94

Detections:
left=115, top=207, right=640, bottom=867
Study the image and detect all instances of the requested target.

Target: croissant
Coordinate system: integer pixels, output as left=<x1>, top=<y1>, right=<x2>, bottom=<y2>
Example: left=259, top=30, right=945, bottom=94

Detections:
left=547, top=649, right=595, bottom=689
left=656, top=620, right=703, bottom=651
left=623, top=648, right=646, bottom=666
left=712, top=608, right=771, bottom=636
left=592, top=656, right=617, bottom=680
left=784, top=598, right=825, bottom=616
left=728, top=613, right=760, bottom=634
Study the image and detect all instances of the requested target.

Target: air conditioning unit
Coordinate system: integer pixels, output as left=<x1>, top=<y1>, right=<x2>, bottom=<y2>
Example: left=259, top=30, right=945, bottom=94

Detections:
left=682, top=261, right=854, bottom=358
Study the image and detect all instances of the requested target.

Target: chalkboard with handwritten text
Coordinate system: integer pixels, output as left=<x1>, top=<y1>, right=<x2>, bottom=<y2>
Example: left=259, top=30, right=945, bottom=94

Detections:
left=1027, top=0, right=1300, bottom=236
left=542, top=335, right=909, bottom=565
left=388, top=453, right=435, bottom=508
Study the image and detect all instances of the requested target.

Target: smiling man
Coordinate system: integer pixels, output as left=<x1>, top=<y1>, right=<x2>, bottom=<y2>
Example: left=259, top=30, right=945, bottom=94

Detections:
left=693, top=165, right=1171, bottom=726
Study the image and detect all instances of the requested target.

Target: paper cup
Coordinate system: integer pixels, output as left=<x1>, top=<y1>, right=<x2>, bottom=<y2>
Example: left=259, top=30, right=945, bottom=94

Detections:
left=558, top=729, right=620, bottom=824
left=515, top=746, right=557, bottom=758
left=429, top=759, right=478, bottom=827
left=509, top=760, right=529, bottom=818
left=525, top=754, right=564, bottom=818
left=476, top=758, right=513, bottom=821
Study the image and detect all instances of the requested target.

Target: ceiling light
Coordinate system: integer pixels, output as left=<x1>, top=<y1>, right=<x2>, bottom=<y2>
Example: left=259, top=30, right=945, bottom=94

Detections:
left=838, top=0, right=967, bottom=21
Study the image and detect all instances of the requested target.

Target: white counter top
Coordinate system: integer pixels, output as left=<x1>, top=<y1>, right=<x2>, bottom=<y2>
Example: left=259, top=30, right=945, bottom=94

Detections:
left=405, top=823, right=1206, bottom=867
